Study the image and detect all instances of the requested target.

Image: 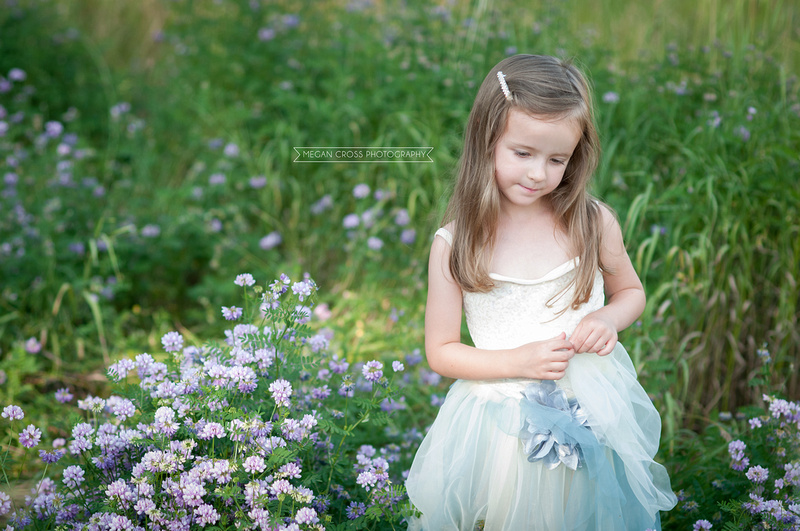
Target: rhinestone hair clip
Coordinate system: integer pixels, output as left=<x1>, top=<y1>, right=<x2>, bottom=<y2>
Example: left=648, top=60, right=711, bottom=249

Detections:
left=497, top=71, right=513, bottom=102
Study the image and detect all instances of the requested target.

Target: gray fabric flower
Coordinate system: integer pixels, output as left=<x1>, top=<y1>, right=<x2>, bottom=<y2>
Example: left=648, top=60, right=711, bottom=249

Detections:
left=519, top=380, right=590, bottom=470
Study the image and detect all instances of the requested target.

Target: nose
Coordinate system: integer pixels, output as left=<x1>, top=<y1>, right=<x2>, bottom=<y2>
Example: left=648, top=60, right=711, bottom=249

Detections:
left=527, top=160, right=546, bottom=183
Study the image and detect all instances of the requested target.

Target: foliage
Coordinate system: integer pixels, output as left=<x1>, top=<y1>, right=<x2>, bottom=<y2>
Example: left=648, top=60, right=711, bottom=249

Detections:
left=0, top=274, right=444, bottom=529
left=661, top=351, right=800, bottom=529
left=1, top=0, right=800, bottom=529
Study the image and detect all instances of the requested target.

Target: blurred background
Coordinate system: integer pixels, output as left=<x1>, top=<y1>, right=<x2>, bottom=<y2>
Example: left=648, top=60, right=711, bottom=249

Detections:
left=1, top=0, right=799, bottom=526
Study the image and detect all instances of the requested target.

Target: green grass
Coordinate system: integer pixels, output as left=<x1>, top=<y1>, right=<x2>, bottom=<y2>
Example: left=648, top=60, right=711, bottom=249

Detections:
left=1, top=0, right=799, bottom=526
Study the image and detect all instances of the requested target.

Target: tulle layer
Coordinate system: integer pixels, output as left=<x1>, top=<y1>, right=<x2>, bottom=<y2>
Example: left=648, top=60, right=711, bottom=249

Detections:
left=405, top=343, right=676, bottom=531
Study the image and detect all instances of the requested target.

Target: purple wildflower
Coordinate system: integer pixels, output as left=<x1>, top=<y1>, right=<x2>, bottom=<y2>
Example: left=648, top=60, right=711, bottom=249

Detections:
left=394, top=209, right=410, bottom=225
left=269, top=379, right=293, bottom=407
left=195, top=503, right=220, bottom=526
left=110, top=102, right=131, bottom=119
left=342, top=213, right=359, bottom=229
left=221, top=306, right=243, bottom=320
left=243, top=455, right=266, bottom=474
left=291, top=280, right=313, bottom=301
left=223, top=142, right=239, bottom=157
left=311, top=194, right=333, bottom=214
left=356, top=470, right=378, bottom=491
left=279, top=462, right=302, bottom=479
left=0, top=491, right=10, bottom=516
left=392, top=360, right=404, bottom=372
left=235, top=273, right=256, bottom=287
left=161, top=331, right=184, bottom=352
left=54, top=388, right=74, bottom=403
left=258, top=27, right=275, bottom=41
left=353, top=183, right=370, bottom=198
left=346, top=501, right=366, bottom=519
left=140, top=224, right=161, bottom=238
left=362, top=360, right=383, bottom=382
left=329, top=356, right=349, bottom=374
left=746, top=465, right=769, bottom=484
left=734, top=125, right=751, bottom=142
left=108, top=358, right=136, bottom=380
left=270, top=479, right=292, bottom=496
left=110, top=397, right=136, bottom=421
left=400, top=228, right=417, bottom=244
left=39, top=449, right=65, bottom=464
left=199, top=422, right=226, bottom=440
left=295, top=507, right=319, bottom=525
left=367, top=236, right=383, bottom=250
left=209, top=173, right=226, bottom=185
left=61, top=465, right=85, bottom=489
left=2, top=405, right=24, bottom=420
left=692, top=521, right=712, bottom=531
left=259, top=231, right=282, bottom=250
left=602, top=91, right=620, bottom=103
left=24, top=337, right=41, bottom=354
left=19, top=424, right=42, bottom=448
left=8, top=68, right=26, bottom=81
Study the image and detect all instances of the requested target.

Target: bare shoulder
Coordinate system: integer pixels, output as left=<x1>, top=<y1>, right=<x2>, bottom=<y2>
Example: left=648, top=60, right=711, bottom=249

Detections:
left=433, top=220, right=456, bottom=248
left=594, top=202, right=620, bottom=230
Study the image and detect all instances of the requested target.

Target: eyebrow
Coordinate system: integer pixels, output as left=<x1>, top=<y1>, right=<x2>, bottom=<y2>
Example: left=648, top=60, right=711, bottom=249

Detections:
left=507, top=141, right=574, bottom=158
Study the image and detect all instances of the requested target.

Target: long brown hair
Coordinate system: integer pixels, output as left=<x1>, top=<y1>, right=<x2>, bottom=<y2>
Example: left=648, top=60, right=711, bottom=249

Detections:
left=445, top=54, right=605, bottom=309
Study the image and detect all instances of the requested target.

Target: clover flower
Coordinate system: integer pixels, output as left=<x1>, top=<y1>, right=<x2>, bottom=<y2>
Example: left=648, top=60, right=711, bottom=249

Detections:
left=24, top=336, right=41, bottom=354
left=161, top=331, right=184, bottom=352
left=342, top=213, right=359, bottom=229
left=400, top=228, right=416, bottom=244
left=295, top=506, right=319, bottom=525
left=362, top=360, right=383, bottom=382
left=346, top=501, right=366, bottom=519
left=19, top=424, right=42, bottom=448
left=221, top=306, right=243, bottom=320
left=2, top=404, right=24, bottom=420
left=0, top=491, right=11, bottom=516
left=54, top=388, right=74, bottom=404
left=39, top=449, right=65, bottom=464
left=392, top=361, right=404, bottom=372
left=235, top=273, right=256, bottom=287
left=745, top=465, right=770, bottom=484
left=692, top=520, right=712, bottom=531
left=291, top=280, right=313, bottom=301
left=269, top=379, right=293, bottom=407
left=259, top=231, right=282, bottom=250
left=243, top=455, right=266, bottom=474
left=353, top=183, right=370, bottom=198
left=199, top=422, right=226, bottom=440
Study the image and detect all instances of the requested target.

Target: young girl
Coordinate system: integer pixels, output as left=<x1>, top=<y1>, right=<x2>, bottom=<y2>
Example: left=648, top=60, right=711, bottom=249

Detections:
left=405, top=55, right=677, bottom=530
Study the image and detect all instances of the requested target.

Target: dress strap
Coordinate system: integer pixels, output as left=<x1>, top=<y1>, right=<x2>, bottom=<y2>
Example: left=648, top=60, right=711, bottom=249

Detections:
left=434, top=227, right=453, bottom=246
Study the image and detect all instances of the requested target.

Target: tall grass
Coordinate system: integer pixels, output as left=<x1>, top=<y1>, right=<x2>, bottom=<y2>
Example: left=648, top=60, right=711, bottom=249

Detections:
left=1, top=0, right=798, bottom=449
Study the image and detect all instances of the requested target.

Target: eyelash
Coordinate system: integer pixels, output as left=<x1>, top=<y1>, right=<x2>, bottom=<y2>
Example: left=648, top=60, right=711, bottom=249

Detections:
left=514, top=151, right=566, bottom=165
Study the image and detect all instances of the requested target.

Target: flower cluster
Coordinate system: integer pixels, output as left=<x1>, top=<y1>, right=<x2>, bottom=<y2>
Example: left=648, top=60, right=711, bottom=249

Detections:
left=0, top=274, right=423, bottom=529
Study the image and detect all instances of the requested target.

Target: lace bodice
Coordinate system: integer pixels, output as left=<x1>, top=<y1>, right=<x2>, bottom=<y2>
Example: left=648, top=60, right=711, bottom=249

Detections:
left=435, top=228, right=605, bottom=351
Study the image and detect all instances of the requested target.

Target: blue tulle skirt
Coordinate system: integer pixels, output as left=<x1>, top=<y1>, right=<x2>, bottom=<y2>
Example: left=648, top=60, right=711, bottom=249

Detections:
left=405, top=343, right=676, bottom=530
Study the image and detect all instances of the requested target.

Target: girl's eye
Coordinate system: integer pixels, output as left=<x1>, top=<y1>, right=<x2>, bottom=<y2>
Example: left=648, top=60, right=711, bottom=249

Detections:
left=514, top=150, right=530, bottom=158
left=551, top=158, right=566, bottom=165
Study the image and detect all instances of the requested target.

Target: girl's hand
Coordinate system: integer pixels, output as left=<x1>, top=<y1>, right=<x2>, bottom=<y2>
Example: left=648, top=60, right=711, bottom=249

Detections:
left=514, top=332, right=575, bottom=380
left=570, top=313, right=618, bottom=356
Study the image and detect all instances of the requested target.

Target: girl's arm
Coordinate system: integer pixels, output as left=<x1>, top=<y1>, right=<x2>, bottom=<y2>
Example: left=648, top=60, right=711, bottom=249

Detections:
left=569, top=205, right=647, bottom=355
left=424, top=233, right=575, bottom=380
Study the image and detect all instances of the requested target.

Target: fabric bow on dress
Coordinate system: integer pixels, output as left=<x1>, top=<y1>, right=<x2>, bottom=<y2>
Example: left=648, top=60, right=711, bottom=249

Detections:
left=519, top=380, right=591, bottom=470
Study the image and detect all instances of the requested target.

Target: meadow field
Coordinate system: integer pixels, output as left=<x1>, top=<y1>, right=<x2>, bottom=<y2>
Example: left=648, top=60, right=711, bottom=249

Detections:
left=1, top=0, right=799, bottom=528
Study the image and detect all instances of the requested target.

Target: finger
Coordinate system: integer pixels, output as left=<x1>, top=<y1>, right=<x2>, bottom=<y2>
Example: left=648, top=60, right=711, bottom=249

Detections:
left=573, top=333, right=597, bottom=353
left=596, top=339, right=616, bottom=356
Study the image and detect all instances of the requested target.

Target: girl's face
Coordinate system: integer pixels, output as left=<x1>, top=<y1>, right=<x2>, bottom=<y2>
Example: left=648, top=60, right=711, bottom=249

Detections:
left=493, top=109, right=581, bottom=213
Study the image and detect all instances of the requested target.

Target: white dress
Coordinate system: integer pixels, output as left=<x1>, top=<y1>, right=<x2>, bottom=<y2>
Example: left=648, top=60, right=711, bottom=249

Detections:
left=405, top=228, right=676, bottom=530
